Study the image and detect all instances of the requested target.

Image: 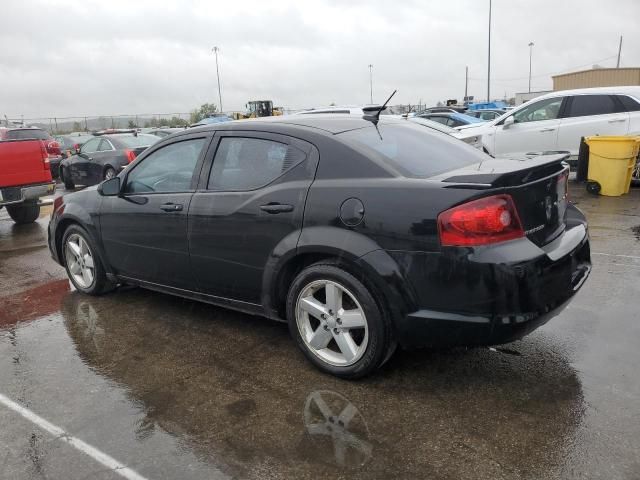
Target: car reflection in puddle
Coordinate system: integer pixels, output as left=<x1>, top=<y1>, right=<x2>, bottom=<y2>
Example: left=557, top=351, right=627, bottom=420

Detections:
left=60, top=289, right=585, bottom=479
left=303, top=390, right=372, bottom=469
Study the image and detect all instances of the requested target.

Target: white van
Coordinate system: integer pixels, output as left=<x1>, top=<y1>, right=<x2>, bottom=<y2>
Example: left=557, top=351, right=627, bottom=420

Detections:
left=460, top=86, right=640, bottom=163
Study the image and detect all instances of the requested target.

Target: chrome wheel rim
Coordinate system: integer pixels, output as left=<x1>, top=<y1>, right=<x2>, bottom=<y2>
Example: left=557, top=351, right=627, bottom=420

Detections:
left=104, top=169, right=115, bottom=180
left=296, top=280, right=368, bottom=367
left=65, top=233, right=95, bottom=289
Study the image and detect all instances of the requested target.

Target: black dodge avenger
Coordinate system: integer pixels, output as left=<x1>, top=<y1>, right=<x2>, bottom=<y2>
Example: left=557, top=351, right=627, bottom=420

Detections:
left=48, top=115, right=591, bottom=378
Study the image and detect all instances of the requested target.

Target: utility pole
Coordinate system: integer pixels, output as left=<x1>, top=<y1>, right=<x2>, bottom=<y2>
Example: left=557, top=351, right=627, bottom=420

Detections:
left=464, top=66, right=469, bottom=104
left=616, top=36, right=623, bottom=68
left=212, top=46, right=223, bottom=112
left=528, top=42, right=534, bottom=93
left=368, top=64, right=373, bottom=104
left=487, top=0, right=492, bottom=103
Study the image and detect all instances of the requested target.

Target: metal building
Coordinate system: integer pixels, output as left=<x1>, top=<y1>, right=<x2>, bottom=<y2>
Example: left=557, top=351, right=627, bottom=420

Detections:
left=552, top=67, right=640, bottom=91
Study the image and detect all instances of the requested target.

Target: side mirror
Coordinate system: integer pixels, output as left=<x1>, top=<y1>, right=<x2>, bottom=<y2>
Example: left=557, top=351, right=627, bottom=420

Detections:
left=98, top=177, right=121, bottom=196
left=502, top=116, right=515, bottom=128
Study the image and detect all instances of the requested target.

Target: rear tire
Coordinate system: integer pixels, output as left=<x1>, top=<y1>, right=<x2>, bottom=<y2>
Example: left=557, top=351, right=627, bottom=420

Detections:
left=286, top=262, right=393, bottom=379
left=61, top=167, right=75, bottom=190
left=6, top=201, right=40, bottom=224
left=586, top=181, right=601, bottom=195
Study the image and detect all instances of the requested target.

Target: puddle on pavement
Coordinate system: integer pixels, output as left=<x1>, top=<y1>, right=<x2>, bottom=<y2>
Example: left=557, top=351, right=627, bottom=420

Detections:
left=0, top=287, right=587, bottom=479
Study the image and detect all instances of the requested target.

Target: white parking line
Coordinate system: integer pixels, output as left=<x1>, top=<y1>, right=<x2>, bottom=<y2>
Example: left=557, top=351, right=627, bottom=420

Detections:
left=0, top=393, right=149, bottom=480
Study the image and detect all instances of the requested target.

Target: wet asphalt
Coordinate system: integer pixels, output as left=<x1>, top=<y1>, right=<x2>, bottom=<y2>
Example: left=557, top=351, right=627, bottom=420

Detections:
left=0, top=183, right=639, bottom=480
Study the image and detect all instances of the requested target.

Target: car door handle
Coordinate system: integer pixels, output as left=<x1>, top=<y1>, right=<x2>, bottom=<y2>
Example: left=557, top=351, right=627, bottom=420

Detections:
left=539, top=128, right=556, bottom=132
left=160, top=203, right=183, bottom=212
left=608, top=118, right=626, bottom=123
left=260, top=203, right=294, bottom=214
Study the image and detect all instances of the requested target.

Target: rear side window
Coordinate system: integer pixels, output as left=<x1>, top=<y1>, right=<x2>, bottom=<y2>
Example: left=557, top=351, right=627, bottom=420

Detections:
left=337, top=123, right=484, bottom=178
left=208, top=137, right=306, bottom=191
left=617, top=95, right=640, bottom=112
left=565, top=95, right=618, bottom=117
left=6, top=129, right=49, bottom=140
left=81, top=138, right=101, bottom=153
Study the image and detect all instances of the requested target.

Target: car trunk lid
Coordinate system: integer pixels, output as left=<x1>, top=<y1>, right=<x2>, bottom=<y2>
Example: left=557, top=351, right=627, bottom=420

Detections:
left=435, top=154, right=570, bottom=247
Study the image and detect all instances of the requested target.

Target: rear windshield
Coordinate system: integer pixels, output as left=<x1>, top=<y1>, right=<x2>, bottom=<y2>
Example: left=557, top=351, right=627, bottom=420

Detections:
left=113, top=134, right=158, bottom=147
left=6, top=129, right=49, bottom=140
left=337, top=123, right=485, bottom=178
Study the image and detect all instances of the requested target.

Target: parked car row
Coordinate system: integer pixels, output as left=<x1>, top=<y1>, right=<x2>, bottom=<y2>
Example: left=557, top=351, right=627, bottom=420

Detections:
left=59, top=131, right=158, bottom=189
left=459, top=86, right=640, bottom=162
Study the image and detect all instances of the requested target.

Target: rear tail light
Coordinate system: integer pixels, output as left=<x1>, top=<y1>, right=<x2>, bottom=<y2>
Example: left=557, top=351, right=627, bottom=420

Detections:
left=40, top=142, right=50, bottom=166
left=46, top=140, right=61, bottom=156
left=124, top=149, right=137, bottom=163
left=438, top=194, right=524, bottom=247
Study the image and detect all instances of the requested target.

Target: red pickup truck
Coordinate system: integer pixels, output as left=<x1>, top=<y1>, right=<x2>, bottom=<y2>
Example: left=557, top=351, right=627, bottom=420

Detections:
left=0, top=139, right=56, bottom=224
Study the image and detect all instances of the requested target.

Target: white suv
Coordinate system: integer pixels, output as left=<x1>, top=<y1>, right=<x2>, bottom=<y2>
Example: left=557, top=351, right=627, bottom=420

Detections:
left=460, top=86, right=640, bottom=162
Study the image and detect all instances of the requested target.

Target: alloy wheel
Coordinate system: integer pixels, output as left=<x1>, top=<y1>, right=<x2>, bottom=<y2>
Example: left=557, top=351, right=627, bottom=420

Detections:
left=104, top=168, right=116, bottom=180
left=295, top=280, right=369, bottom=366
left=65, top=233, right=95, bottom=289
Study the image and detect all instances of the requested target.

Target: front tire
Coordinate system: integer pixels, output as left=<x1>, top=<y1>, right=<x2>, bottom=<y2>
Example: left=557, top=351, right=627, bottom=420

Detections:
left=6, top=201, right=40, bottom=224
left=62, top=225, right=112, bottom=295
left=286, top=262, right=393, bottom=379
left=104, top=167, right=116, bottom=181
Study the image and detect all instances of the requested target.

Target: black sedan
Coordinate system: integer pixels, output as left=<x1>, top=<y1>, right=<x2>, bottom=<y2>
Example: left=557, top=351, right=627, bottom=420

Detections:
left=59, top=133, right=158, bottom=189
left=48, top=115, right=591, bottom=378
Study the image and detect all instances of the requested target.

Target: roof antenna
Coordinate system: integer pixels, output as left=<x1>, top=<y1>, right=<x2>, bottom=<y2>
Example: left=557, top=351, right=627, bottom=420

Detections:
left=363, top=89, right=397, bottom=124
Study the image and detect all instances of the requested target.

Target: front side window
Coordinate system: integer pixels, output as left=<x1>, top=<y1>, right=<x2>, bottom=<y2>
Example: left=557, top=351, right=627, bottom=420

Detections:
left=124, top=138, right=205, bottom=194
left=208, top=137, right=305, bottom=191
left=513, top=97, right=563, bottom=123
left=565, top=95, right=618, bottom=117
left=81, top=138, right=101, bottom=153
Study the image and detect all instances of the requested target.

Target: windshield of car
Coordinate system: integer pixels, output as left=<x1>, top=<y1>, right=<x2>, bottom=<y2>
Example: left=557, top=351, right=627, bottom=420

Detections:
left=337, top=123, right=485, bottom=178
left=113, top=134, right=158, bottom=147
left=6, top=129, right=49, bottom=140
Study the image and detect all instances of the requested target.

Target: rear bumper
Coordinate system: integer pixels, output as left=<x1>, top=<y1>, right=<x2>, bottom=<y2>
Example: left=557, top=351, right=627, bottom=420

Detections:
left=0, top=182, right=56, bottom=206
left=388, top=207, right=591, bottom=349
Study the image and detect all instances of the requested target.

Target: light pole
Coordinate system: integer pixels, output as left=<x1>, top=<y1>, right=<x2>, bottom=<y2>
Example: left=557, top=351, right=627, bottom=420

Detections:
left=487, top=0, right=492, bottom=103
left=368, top=64, right=373, bottom=104
left=528, top=42, right=534, bottom=93
left=212, top=46, right=223, bottom=112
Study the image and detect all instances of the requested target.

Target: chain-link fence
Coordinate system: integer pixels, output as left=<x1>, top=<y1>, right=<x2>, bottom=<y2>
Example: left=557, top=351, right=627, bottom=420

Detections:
left=2, top=104, right=428, bottom=134
left=2, top=112, right=198, bottom=134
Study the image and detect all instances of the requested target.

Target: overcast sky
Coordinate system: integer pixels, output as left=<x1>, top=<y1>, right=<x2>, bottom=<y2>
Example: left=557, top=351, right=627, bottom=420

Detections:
left=1, top=0, right=639, bottom=120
